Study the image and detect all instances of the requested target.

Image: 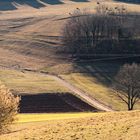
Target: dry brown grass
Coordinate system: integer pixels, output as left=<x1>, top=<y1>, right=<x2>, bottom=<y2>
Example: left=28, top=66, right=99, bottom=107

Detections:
left=0, top=0, right=140, bottom=70
left=0, top=111, right=139, bottom=140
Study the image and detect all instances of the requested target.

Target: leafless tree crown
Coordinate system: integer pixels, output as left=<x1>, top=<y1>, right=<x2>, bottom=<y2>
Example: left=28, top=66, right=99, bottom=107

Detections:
left=114, top=63, right=140, bottom=110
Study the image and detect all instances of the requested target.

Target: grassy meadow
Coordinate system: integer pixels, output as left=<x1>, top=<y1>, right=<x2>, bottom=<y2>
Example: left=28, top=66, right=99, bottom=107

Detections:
left=61, top=73, right=126, bottom=111
left=40, top=60, right=140, bottom=111
left=0, top=69, right=69, bottom=94
left=0, top=111, right=139, bottom=140
left=59, top=61, right=140, bottom=111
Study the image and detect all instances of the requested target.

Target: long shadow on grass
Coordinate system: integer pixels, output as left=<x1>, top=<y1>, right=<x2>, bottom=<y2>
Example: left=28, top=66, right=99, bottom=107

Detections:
left=71, top=0, right=89, bottom=2
left=41, top=0, right=64, bottom=5
left=77, top=57, right=140, bottom=87
left=20, top=93, right=98, bottom=113
left=115, top=0, right=140, bottom=4
left=0, top=0, right=64, bottom=11
left=0, top=0, right=17, bottom=11
left=80, top=62, right=122, bottom=86
left=0, top=0, right=45, bottom=11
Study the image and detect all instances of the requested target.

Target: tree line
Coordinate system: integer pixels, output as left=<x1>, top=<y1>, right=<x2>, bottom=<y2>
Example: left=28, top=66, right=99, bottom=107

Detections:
left=62, top=4, right=140, bottom=57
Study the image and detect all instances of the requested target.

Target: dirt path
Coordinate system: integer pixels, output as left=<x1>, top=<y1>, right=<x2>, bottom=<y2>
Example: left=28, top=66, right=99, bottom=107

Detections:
left=2, top=66, right=113, bottom=112
left=23, top=70, right=113, bottom=111
left=45, top=74, right=113, bottom=112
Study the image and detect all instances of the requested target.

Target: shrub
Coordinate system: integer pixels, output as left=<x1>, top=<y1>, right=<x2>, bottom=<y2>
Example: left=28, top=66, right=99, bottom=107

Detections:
left=0, top=84, right=20, bottom=134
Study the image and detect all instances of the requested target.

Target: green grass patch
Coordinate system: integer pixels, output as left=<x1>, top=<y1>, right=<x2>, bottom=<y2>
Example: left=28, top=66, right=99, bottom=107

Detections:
left=0, top=69, right=69, bottom=94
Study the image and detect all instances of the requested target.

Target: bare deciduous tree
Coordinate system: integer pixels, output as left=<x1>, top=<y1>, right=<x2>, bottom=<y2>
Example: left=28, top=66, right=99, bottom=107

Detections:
left=113, top=63, right=140, bottom=110
left=0, top=84, right=20, bottom=134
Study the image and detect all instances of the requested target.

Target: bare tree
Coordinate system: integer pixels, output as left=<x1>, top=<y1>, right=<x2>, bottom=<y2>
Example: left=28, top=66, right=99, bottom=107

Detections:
left=0, top=84, right=20, bottom=134
left=62, top=6, right=120, bottom=54
left=113, top=63, right=140, bottom=110
left=62, top=4, right=140, bottom=57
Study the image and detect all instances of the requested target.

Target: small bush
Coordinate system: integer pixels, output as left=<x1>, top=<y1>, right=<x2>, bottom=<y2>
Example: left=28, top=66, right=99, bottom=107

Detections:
left=0, top=84, right=20, bottom=134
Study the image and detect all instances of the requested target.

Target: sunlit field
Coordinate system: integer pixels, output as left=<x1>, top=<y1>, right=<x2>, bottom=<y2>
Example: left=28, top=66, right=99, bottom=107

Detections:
left=17, top=113, right=95, bottom=123
left=0, top=111, right=139, bottom=140
left=0, top=69, right=69, bottom=94
left=61, top=61, right=140, bottom=111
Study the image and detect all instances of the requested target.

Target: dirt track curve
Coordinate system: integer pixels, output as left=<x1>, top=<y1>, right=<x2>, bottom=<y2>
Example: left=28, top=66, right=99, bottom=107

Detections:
left=50, top=75, right=113, bottom=112
left=37, top=72, right=113, bottom=112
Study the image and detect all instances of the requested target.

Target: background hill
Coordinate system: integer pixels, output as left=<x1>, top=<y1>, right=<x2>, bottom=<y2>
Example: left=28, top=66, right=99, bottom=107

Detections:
left=0, top=0, right=139, bottom=11
left=0, top=0, right=140, bottom=70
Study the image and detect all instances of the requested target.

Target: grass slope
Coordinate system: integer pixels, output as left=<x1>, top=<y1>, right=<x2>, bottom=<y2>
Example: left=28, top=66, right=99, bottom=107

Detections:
left=0, top=69, right=69, bottom=94
left=61, top=62, right=140, bottom=111
left=0, top=111, right=139, bottom=140
left=0, top=0, right=140, bottom=70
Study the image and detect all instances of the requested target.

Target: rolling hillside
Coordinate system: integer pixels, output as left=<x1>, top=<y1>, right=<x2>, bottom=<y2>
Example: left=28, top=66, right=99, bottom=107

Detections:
left=0, top=1, right=140, bottom=139
left=0, top=0, right=140, bottom=70
left=0, top=111, right=139, bottom=140
left=0, top=0, right=140, bottom=111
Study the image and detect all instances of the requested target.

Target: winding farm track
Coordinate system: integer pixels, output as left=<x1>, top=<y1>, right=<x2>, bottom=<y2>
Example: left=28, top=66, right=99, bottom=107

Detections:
left=2, top=0, right=137, bottom=112
left=49, top=74, right=113, bottom=112
left=0, top=66, right=113, bottom=111
left=37, top=71, right=113, bottom=112
left=20, top=69, right=113, bottom=111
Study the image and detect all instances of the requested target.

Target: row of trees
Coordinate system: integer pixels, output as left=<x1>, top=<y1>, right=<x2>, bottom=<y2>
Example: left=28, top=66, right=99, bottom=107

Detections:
left=62, top=4, right=140, bottom=56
